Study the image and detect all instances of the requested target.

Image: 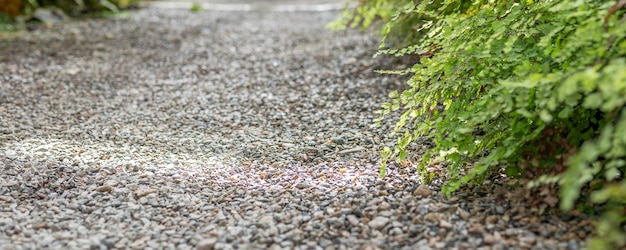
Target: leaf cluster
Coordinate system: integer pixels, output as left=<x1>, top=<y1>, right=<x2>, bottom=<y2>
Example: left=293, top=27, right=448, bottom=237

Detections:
left=0, top=0, right=136, bottom=21
left=337, top=0, right=626, bottom=248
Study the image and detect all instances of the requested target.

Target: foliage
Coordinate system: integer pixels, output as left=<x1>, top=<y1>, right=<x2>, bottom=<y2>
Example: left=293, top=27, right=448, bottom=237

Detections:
left=190, top=3, right=202, bottom=13
left=327, top=0, right=405, bottom=36
left=0, top=12, right=23, bottom=31
left=0, top=0, right=22, bottom=19
left=0, top=0, right=137, bottom=21
left=335, top=0, right=626, bottom=248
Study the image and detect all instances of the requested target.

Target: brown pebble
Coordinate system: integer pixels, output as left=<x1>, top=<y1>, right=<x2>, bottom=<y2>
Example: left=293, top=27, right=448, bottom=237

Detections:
left=485, top=215, right=498, bottom=225
left=483, top=233, right=498, bottom=245
left=457, top=208, right=470, bottom=221
left=433, top=202, right=450, bottom=212
left=577, top=219, right=595, bottom=228
left=423, top=213, right=446, bottom=223
left=33, top=221, right=47, bottom=229
left=361, top=245, right=376, bottom=250
left=468, top=223, right=485, bottom=234
left=448, top=196, right=460, bottom=202
left=139, top=172, right=154, bottom=178
left=519, top=236, right=537, bottom=245
left=427, top=237, right=439, bottom=247
left=413, top=184, right=432, bottom=197
left=543, top=195, right=559, bottom=207
left=134, top=188, right=158, bottom=198
left=502, top=214, right=510, bottom=222
left=96, top=185, right=113, bottom=192
left=563, top=232, right=577, bottom=241
left=439, top=220, right=453, bottom=229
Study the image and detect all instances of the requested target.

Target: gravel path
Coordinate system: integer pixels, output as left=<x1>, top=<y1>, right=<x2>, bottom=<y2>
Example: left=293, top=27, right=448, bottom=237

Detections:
left=1, top=8, right=592, bottom=250
left=141, top=0, right=348, bottom=12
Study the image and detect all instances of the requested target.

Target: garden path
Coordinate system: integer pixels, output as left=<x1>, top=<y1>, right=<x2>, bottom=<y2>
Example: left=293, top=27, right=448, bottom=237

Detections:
left=0, top=6, right=589, bottom=250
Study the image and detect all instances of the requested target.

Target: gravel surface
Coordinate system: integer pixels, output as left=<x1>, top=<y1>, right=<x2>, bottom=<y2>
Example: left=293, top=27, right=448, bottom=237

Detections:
left=141, top=0, right=349, bottom=12
left=0, top=8, right=593, bottom=250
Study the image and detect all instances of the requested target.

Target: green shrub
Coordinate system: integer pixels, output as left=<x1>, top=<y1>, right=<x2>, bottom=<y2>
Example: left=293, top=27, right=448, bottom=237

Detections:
left=0, top=0, right=136, bottom=20
left=335, top=0, right=626, bottom=248
left=35, top=0, right=135, bottom=15
left=328, top=0, right=400, bottom=32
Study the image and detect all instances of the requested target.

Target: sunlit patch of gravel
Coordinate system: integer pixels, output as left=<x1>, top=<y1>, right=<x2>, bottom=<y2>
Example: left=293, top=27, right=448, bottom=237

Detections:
left=0, top=8, right=591, bottom=250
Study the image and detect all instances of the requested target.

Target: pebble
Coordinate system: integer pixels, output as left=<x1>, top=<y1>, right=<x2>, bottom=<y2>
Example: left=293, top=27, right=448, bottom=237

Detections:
left=368, top=216, right=390, bottom=230
left=485, top=215, right=498, bottom=224
left=457, top=208, right=470, bottom=221
left=258, top=215, right=275, bottom=226
left=295, top=182, right=310, bottom=189
left=346, top=215, right=360, bottom=226
left=331, top=137, right=345, bottom=145
left=413, top=184, right=432, bottom=197
left=134, top=188, right=158, bottom=198
left=483, top=232, right=501, bottom=245
left=337, top=147, right=366, bottom=155
left=96, top=185, right=113, bottom=192
left=519, top=235, right=537, bottom=246
left=439, top=220, right=452, bottom=229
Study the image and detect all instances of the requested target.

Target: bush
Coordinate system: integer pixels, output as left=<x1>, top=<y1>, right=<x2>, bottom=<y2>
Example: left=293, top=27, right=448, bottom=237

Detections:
left=0, top=0, right=22, bottom=19
left=0, top=0, right=135, bottom=20
left=333, top=0, right=626, bottom=248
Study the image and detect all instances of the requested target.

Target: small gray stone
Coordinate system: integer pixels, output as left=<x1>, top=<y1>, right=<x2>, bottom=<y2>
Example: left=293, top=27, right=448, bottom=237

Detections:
left=331, top=137, right=345, bottom=145
left=346, top=215, right=359, bottom=226
left=338, top=147, right=366, bottom=155
left=567, top=240, right=579, bottom=250
left=295, top=182, right=310, bottom=189
left=53, top=232, right=74, bottom=240
left=368, top=216, right=389, bottom=230
left=258, top=215, right=275, bottom=226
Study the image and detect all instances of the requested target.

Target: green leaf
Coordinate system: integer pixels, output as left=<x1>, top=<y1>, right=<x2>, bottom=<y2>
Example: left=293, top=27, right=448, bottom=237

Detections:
left=539, top=109, right=553, bottom=123
left=398, top=149, right=408, bottom=161
left=583, top=93, right=603, bottom=109
left=99, top=0, right=119, bottom=12
left=516, top=108, right=534, bottom=118
left=591, top=188, right=611, bottom=203
left=579, top=143, right=600, bottom=162
left=546, top=97, right=558, bottom=111
left=604, top=167, right=620, bottom=181
left=388, top=90, right=399, bottom=99
left=557, top=107, right=573, bottom=119
left=558, top=79, right=578, bottom=102
left=600, top=97, right=624, bottom=112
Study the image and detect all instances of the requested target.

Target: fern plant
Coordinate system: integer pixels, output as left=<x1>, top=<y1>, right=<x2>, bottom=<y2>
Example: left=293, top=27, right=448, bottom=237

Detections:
left=335, top=0, right=626, bottom=248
